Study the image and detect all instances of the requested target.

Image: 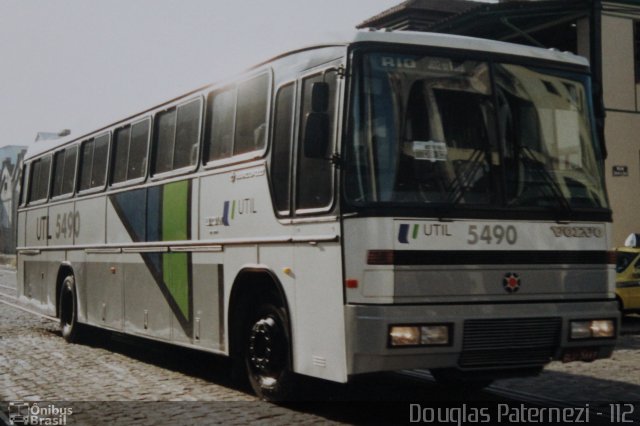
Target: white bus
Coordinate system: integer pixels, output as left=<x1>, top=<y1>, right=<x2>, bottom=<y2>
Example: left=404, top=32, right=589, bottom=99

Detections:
left=17, top=30, right=618, bottom=400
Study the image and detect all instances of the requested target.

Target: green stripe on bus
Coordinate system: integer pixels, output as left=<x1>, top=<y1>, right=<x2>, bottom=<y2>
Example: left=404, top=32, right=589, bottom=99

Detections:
left=162, top=181, right=189, bottom=241
left=163, top=252, right=189, bottom=318
left=412, top=224, right=419, bottom=240
left=162, top=181, right=190, bottom=318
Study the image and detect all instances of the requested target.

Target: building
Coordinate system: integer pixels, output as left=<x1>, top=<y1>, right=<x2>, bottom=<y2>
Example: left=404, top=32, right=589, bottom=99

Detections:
left=0, top=147, right=26, bottom=254
left=359, top=0, right=640, bottom=246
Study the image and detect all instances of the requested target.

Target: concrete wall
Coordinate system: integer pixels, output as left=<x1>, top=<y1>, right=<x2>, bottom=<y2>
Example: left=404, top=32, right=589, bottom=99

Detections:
left=0, top=151, right=25, bottom=254
left=601, top=12, right=640, bottom=246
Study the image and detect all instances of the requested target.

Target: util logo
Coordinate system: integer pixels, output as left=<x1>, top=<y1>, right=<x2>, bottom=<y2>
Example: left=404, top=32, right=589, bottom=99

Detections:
left=398, top=224, right=420, bottom=244
left=221, top=201, right=232, bottom=226
left=221, top=198, right=257, bottom=226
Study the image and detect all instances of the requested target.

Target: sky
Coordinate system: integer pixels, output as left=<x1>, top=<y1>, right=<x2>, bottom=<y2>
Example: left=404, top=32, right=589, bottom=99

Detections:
left=0, top=0, right=407, bottom=149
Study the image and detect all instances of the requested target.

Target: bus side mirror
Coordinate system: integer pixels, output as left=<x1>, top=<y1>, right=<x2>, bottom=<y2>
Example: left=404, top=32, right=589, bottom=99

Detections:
left=304, top=82, right=331, bottom=158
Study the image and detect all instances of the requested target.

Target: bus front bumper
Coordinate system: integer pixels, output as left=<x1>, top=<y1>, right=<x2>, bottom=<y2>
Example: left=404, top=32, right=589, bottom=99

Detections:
left=345, top=300, right=618, bottom=375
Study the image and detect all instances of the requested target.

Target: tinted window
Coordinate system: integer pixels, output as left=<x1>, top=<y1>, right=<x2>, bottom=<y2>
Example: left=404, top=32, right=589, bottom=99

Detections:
left=79, top=140, right=94, bottom=191
left=28, top=156, right=51, bottom=202
left=91, top=134, right=109, bottom=188
left=19, top=164, right=27, bottom=205
left=205, top=88, right=235, bottom=162
left=153, top=109, right=177, bottom=174
left=61, top=147, right=78, bottom=195
left=112, top=126, right=131, bottom=184
left=51, top=150, right=66, bottom=197
left=174, top=99, right=202, bottom=169
left=79, top=134, right=109, bottom=191
left=296, top=73, right=337, bottom=210
left=271, top=84, right=294, bottom=213
left=129, top=119, right=149, bottom=180
left=235, top=74, right=269, bottom=155
left=112, top=119, right=150, bottom=184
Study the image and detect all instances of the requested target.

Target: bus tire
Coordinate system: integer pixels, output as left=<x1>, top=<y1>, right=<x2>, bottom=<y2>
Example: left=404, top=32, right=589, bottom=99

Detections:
left=244, top=302, right=295, bottom=401
left=59, top=275, right=80, bottom=343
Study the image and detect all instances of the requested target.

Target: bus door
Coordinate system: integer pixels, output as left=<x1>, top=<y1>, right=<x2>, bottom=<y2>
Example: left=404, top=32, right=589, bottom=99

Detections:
left=290, top=60, right=348, bottom=382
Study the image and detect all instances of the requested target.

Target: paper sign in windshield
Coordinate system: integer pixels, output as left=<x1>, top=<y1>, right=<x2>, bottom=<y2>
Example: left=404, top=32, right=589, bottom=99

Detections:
left=404, top=140, right=448, bottom=162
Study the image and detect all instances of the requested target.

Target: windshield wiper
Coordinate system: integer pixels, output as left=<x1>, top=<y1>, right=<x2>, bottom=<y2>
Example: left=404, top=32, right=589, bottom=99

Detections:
left=446, top=148, right=487, bottom=206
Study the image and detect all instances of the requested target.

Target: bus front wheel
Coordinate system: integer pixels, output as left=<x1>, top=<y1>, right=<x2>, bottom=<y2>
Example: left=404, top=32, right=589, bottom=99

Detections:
left=244, top=303, right=295, bottom=401
left=59, top=275, right=80, bottom=343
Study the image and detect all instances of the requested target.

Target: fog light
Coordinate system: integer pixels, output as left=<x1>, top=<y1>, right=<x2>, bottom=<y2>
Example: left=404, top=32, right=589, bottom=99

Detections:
left=591, top=320, right=615, bottom=338
left=420, top=325, right=450, bottom=345
left=389, top=326, right=420, bottom=346
left=570, top=319, right=615, bottom=339
left=570, top=321, right=592, bottom=339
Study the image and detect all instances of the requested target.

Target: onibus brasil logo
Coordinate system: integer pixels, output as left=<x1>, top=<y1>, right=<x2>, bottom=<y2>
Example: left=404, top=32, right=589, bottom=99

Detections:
left=8, top=402, right=73, bottom=425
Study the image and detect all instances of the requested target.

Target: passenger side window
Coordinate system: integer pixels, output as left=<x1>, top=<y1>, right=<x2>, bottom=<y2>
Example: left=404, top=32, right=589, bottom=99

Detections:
left=112, top=126, right=131, bottom=184
left=112, top=119, right=150, bottom=184
left=204, top=73, right=269, bottom=165
left=174, top=100, right=201, bottom=169
left=51, top=146, right=78, bottom=197
left=235, top=74, right=269, bottom=155
left=296, top=72, right=337, bottom=211
left=271, top=84, right=294, bottom=214
left=205, top=88, right=235, bottom=162
left=28, top=156, right=52, bottom=203
left=153, top=109, right=177, bottom=174
left=128, top=120, right=150, bottom=180
left=79, top=134, right=109, bottom=191
left=152, top=99, right=202, bottom=175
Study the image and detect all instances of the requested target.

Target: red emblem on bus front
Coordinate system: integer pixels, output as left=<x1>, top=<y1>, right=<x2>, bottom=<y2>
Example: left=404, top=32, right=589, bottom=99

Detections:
left=503, top=273, right=520, bottom=293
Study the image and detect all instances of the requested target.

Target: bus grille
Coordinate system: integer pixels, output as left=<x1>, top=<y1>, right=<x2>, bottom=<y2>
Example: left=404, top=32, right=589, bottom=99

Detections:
left=459, top=317, right=561, bottom=368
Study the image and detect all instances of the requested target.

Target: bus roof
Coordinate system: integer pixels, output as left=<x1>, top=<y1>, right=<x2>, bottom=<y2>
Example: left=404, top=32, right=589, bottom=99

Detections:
left=24, top=30, right=588, bottom=161
left=348, top=30, right=589, bottom=67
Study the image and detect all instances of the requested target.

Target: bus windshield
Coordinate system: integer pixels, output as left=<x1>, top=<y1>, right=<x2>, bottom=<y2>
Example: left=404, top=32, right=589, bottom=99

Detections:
left=345, top=51, right=608, bottom=213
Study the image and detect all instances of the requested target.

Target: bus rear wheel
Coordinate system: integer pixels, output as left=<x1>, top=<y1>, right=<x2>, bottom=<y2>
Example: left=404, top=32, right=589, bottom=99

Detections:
left=59, top=275, right=80, bottom=343
left=244, top=303, right=295, bottom=401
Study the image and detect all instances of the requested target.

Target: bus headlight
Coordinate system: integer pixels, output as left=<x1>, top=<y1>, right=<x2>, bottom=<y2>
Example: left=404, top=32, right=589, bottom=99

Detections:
left=389, top=326, right=420, bottom=346
left=389, top=324, right=451, bottom=347
left=570, top=320, right=615, bottom=340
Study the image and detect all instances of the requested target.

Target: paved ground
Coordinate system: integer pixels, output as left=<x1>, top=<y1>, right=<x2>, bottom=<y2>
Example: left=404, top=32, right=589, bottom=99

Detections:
left=496, top=317, right=640, bottom=401
left=1, top=265, right=640, bottom=424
